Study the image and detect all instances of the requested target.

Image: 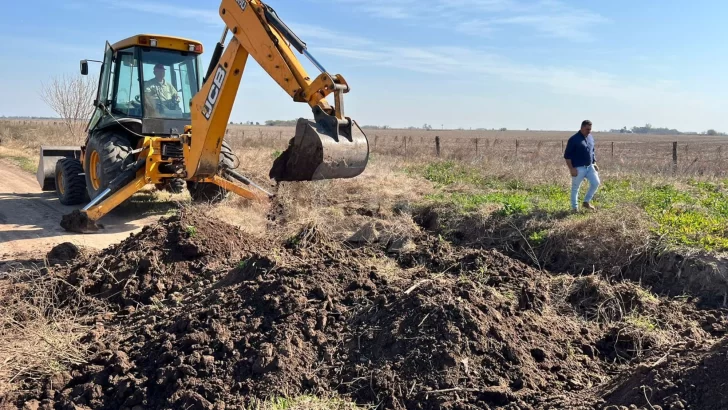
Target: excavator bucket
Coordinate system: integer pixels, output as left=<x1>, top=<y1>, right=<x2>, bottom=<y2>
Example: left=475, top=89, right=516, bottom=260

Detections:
left=269, top=113, right=369, bottom=182
left=61, top=210, right=103, bottom=233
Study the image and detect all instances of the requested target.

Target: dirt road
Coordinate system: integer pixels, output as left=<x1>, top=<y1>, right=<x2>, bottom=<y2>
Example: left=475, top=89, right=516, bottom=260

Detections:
left=0, top=158, right=166, bottom=265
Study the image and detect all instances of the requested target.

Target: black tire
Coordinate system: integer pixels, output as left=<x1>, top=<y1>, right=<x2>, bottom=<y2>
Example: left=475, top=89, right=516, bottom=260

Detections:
left=55, top=158, right=89, bottom=205
left=84, top=131, right=133, bottom=200
left=187, top=140, right=235, bottom=203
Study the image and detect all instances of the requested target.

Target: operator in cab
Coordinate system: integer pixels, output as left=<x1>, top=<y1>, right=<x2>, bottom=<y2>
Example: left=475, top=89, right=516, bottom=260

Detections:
left=143, top=63, right=180, bottom=115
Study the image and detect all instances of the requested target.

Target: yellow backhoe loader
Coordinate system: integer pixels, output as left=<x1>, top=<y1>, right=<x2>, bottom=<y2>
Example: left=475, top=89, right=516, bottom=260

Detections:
left=37, top=0, right=369, bottom=233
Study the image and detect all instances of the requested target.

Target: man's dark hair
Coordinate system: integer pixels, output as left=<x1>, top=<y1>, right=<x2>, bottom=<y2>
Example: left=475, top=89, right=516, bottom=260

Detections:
left=581, top=120, right=592, bottom=127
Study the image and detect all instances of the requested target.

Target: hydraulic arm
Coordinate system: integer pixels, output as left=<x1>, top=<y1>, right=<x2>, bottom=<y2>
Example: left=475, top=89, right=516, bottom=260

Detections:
left=186, top=0, right=369, bottom=182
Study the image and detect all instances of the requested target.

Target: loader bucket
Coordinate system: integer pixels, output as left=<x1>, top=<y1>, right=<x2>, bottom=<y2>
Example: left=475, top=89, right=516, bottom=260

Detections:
left=269, top=111, right=369, bottom=182
left=37, top=146, right=82, bottom=191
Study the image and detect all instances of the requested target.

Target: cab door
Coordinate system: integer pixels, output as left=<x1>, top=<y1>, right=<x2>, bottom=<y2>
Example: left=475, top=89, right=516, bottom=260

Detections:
left=87, top=42, right=114, bottom=132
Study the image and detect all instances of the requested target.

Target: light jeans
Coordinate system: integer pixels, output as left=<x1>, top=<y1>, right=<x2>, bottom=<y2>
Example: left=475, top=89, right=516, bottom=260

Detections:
left=571, top=164, right=600, bottom=209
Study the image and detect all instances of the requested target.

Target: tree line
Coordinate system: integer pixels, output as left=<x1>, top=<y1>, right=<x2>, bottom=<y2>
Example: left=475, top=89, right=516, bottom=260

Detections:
left=610, top=124, right=725, bottom=136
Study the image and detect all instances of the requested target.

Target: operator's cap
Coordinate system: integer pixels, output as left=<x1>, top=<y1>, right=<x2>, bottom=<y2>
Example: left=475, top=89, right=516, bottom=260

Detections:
left=153, top=63, right=165, bottom=70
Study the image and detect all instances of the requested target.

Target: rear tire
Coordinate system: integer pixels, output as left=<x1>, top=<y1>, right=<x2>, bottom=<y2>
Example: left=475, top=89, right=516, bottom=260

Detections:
left=187, top=140, right=235, bottom=203
left=84, top=131, right=133, bottom=200
left=55, top=158, right=89, bottom=205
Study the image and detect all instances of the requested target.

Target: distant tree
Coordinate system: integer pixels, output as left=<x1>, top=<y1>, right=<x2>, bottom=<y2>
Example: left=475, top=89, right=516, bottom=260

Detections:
left=422, top=123, right=433, bottom=131
left=265, top=119, right=298, bottom=126
left=39, top=74, right=96, bottom=143
left=255, top=121, right=260, bottom=126
left=707, top=129, right=718, bottom=136
left=499, top=127, right=507, bottom=132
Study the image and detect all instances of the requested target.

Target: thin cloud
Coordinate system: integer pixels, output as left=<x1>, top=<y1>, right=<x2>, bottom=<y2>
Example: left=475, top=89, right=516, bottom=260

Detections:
left=102, top=0, right=369, bottom=49
left=329, top=0, right=608, bottom=42
left=100, top=0, right=224, bottom=26
left=317, top=43, right=703, bottom=109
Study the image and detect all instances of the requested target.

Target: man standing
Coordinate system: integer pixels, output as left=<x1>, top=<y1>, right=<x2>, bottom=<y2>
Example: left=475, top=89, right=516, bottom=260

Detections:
left=564, top=120, right=600, bottom=211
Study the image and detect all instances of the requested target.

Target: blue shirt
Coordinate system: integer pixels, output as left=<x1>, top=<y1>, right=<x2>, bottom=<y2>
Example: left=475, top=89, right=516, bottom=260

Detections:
left=563, top=131, right=596, bottom=168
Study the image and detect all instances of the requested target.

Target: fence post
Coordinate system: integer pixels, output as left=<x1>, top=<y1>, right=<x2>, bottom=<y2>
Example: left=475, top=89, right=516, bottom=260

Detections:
left=404, top=136, right=408, bottom=158
left=561, top=140, right=564, bottom=152
left=435, top=136, right=441, bottom=157
left=475, top=138, right=479, bottom=157
left=672, top=141, right=678, bottom=173
left=279, top=131, right=282, bottom=141
left=611, top=142, right=614, bottom=159
left=515, top=140, right=519, bottom=157
left=374, top=135, right=378, bottom=152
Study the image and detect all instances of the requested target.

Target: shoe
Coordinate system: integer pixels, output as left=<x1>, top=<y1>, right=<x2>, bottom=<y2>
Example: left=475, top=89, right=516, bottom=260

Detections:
left=582, top=201, right=596, bottom=210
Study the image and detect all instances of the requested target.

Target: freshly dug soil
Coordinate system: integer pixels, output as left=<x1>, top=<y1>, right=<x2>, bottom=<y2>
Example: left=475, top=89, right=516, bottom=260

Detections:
left=60, top=210, right=103, bottom=233
left=46, top=242, right=83, bottom=264
left=9, top=210, right=728, bottom=410
left=602, top=338, right=728, bottom=410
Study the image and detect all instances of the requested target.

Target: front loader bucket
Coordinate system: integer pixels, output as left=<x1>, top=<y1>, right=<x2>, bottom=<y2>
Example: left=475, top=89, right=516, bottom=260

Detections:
left=37, top=146, right=82, bottom=190
left=270, top=112, right=369, bottom=182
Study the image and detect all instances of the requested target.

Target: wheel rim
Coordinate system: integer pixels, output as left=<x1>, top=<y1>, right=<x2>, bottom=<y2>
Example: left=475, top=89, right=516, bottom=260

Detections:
left=57, top=170, right=65, bottom=194
left=89, top=150, right=101, bottom=190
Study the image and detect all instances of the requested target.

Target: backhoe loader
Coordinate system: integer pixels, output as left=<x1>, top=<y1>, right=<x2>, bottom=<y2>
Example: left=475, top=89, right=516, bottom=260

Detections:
left=37, top=0, right=369, bottom=233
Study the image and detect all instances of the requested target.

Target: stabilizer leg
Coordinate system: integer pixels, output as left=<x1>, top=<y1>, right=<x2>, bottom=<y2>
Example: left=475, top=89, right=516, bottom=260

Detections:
left=61, top=172, right=147, bottom=233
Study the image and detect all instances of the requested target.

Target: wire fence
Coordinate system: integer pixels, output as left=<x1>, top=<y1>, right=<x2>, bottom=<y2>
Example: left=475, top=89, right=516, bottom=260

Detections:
left=369, top=135, right=728, bottom=177
left=222, top=127, right=728, bottom=177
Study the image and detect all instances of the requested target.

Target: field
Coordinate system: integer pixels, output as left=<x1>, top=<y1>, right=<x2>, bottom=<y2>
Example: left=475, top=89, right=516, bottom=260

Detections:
left=2, top=119, right=728, bottom=409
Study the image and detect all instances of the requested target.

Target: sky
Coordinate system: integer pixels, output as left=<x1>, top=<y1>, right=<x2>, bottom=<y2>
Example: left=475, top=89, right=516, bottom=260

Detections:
left=0, top=0, right=726, bottom=132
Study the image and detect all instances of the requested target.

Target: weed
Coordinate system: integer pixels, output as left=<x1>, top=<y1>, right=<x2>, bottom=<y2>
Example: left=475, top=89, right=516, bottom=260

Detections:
left=625, top=314, right=658, bottom=332
left=425, top=192, right=531, bottom=215
left=528, top=229, right=549, bottom=246
left=633, top=287, right=659, bottom=304
left=185, top=225, right=198, bottom=237
left=271, top=150, right=282, bottom=159
left=247, top=395, right=365, bottom=410
left=237, top=259, right=249, bottom=269
left=417, top=161, right=484, bottom=186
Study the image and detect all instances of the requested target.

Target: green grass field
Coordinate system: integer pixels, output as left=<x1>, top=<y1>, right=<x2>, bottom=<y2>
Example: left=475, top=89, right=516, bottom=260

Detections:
left=413, top=161, right=728, bottom=251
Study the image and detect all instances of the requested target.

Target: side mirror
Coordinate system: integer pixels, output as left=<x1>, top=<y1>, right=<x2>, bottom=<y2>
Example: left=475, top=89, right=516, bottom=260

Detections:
left=80, top=60, right=88, bottom=75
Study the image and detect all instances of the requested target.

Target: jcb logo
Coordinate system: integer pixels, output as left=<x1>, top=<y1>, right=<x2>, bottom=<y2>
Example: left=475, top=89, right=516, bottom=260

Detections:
left=236, top=0, right=247, bottom=11
left=203, top=66, right=226, bottom=120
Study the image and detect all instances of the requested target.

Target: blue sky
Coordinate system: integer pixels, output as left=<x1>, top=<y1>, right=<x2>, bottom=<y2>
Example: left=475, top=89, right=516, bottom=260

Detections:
left=1, top=0, right=726, bottom=132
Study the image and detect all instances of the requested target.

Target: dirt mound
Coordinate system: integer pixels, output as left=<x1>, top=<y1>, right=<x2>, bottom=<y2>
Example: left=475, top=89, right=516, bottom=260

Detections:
left=46, top=242, right=83, bottom=264
left=11, top=211, right=728, bottom=410
left=603, top=338, right=728, bottom=410
left=57, top=209, right=266, bottom=308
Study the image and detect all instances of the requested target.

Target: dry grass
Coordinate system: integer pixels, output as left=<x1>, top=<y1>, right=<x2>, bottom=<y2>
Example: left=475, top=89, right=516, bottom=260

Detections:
left=4, top=119, right=728, bottom=179
left=247, top=394, right=368, bottom=410
left=0, top=267, right=107, bottom=394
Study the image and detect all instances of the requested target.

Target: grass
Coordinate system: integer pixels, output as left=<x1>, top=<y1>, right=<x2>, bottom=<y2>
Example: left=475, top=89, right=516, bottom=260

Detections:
left=0, top=153, right=37, bottom=174
left=625, top=313, right=658, bottom=332
left=247, top=395, right=366, bottom=410
left=413, top=159, right=728, bottom=252
left=185, top=225, right=198, bottom=237
left=0, top=268, right=106, bottom=394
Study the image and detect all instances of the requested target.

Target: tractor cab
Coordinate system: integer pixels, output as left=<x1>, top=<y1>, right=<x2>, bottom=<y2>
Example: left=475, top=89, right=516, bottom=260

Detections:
left=81, top=34, right=204, bottom=136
